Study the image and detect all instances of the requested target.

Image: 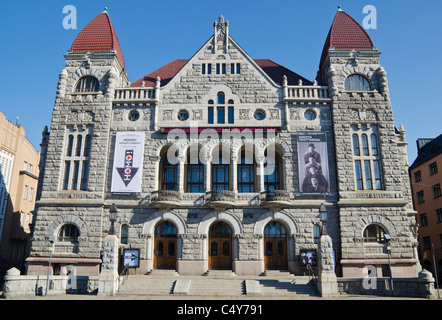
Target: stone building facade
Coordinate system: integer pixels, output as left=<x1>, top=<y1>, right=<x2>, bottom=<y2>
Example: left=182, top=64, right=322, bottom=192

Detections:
left=26, top=9, right=419, bottom=279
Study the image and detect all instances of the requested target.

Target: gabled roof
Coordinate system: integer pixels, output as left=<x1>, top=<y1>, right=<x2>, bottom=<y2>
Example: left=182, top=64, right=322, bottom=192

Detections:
left=319, top=9, right=375, bottom=68
left=70, top=11, right=125, bottom=68
left=410, top=134, right=442, bottom=170
left=131, top=58, right=312, bottom=88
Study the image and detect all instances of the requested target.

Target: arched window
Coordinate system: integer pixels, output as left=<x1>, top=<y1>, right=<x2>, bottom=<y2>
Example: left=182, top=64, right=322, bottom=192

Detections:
left=264, top=147, right=283, bottom=191
left=186, top=147, right=204, bottom=193
left=84, top=135, right=92, bottom=156
left=75, top=76, right=100, bottom=93
left=121, top=224, right=129, bottom=244
left=58, top=224, right=79, bottom=243
left=217, top=92, right=225, bottom=104
left=370, top=134, right=379, bottom=156
left=66, top=135, right=74, bottom=157
left=212, top=145, right=230, bottom=191
left=161, top=158, right=178, bottom=191
left=238, top=149, right=255, bottom=193
left=155, top=221, right=177, bottom=237
left=345, top=74, right=371, bottom=91
left=75, top=135, right=82, bottom=157
left=361, top=134, right=369, bottom=156
left=363, top=224, right=386, bottom=243
left=352, top=134, right=360, bottom=156
left=313, top=224, right=321, bottom=244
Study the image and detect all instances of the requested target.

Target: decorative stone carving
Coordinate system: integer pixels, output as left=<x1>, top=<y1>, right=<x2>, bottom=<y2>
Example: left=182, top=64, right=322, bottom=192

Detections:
left=192, top=109, right=203, bottom=120
left=239, top=109, right=249, bottom=120
left=290, top=109, right=300, bottom=120
left=163, top=110, right=173, bottom=121
left=143, top=109, right=152, bottom=121
left=66, top=110, right=94, bottom=124
left=113, top=110, right=123, bottom=121
left=269, top=109, right=279, bottom=120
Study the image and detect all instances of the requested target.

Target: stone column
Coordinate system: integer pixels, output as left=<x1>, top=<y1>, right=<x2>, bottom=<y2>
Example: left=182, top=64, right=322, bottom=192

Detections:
left=231, top=155, right=238, bottom=193
left=256, top=155, right=265, bottom=193
left=204, top=156, right=212, bottom=192
left=98, top=234, right=120, bottom=296
left=178, top=155, right=186, bottom=193
left=317, top=232, right=338, bottom=297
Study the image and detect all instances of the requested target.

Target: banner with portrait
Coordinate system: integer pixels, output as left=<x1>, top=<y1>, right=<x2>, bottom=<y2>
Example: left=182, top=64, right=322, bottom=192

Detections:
left=111, top=131, right=145, bottom=194
left=297, top=132, right=330, bottom=194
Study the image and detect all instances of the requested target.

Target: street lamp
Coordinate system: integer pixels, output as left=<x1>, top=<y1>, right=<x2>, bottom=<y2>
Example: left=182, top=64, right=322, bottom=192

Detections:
left=109, top=203, right=118, bottom=235
left=319, top=203, right=328, bottom=235
left=45, top=235, right=56, bottom=296
left=384, top=233, right=394, bottom=295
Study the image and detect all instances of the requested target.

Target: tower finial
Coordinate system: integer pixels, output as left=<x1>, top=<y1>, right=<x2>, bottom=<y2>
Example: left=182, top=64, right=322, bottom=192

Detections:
left=102, top=7, right=108, bottom=14
left=338, top=5, right=343, bottom=12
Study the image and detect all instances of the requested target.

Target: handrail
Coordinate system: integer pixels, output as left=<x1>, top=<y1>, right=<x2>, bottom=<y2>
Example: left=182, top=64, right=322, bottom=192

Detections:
left=117, top=264, right=129, bottom=291
left=307, top=264, right=317, bottom=283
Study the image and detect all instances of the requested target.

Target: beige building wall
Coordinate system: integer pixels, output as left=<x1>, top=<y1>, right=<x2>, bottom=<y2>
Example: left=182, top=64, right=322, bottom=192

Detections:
left=0, top=110, right=40, bottom=278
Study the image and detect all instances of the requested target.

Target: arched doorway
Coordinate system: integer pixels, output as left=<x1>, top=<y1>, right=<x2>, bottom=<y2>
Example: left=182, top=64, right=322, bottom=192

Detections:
left=264, top=221, right=288, bottom=270
left=209, top=222, right=232, bottom=270
left=154, top=221, right=177, bottom=269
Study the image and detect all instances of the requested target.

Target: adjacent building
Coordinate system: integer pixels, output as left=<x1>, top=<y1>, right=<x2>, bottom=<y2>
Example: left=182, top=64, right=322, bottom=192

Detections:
left=409, top=134, right=442, bottom=280
left=26, top=8, right=419, bottom=279
left=0, top=111, right=40, bottom=279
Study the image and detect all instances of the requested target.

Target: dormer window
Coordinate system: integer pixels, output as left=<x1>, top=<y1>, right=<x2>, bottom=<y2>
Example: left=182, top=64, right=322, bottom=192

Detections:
left=345, top=74, right=371, bottom=91
left=75, top=76, right=100, bottom=93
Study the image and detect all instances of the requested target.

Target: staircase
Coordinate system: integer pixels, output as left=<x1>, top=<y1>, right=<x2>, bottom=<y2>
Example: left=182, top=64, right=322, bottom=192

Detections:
left=117, top=271, right=318, bottom=297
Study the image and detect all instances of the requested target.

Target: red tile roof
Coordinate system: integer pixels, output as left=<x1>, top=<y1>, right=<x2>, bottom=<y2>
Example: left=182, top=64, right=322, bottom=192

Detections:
left=70, top=12, right=125, bottom=68
left=131, top=58, right=312, bottom=87
left=319, top=10, right=375, bottom=68
left=131, top=59, right=189, bottom=87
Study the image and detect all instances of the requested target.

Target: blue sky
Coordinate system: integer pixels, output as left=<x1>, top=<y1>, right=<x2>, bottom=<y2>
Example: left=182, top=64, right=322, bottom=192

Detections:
left=0, top=0, right=441, bottom=163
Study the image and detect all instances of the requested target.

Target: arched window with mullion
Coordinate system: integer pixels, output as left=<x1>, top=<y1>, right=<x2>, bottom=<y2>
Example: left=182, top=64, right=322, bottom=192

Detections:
left=264, top=148, right=282, bottom=191
left=186, top=148, right=204, bottom=193
left=160, top=148, right=178, bottom=191
left=238, top=150, right=255, bottom=193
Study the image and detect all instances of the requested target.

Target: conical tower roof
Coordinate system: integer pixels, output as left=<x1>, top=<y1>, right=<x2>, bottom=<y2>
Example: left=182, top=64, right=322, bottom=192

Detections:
left=319, top=8, right=375, bottom=68
left=70, top=9, right=125, bottom=68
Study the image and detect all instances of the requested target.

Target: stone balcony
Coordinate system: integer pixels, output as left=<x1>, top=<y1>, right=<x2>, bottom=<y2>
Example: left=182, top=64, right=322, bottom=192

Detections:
left=259, top=190, right=291, bottom=209
left=151, top=190, right=182, bottom=209
left=205, top=190, right=236, bottom=210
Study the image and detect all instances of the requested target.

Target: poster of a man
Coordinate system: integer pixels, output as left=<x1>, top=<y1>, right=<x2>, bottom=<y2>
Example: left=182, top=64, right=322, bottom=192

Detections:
left=298, top=133, right=330, bottom=194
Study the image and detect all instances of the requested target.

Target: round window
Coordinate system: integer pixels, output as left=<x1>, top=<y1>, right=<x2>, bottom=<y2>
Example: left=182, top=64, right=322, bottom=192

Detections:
left=304, top=109, right=316, bottom=121
left=177, top=109, right=189, bottom=121
left=254, top=109, right=266, bottom=121
left=128, top=110, right=140, bottom=121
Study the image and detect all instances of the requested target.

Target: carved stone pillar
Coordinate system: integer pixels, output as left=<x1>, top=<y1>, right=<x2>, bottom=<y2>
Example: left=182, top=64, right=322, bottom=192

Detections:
left=98, top=234, right=120, bottom=296
left=317, top=233, right=338, bottom=297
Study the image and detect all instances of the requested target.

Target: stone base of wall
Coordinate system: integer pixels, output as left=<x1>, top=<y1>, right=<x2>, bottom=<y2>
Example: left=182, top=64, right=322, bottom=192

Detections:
left=341, top=259, right=418, bottom=278
left=26, top=257, right=101, bottom=276
left=1, top=268, right=99, bottom=298
left=335, top=270, right=436, bottom=298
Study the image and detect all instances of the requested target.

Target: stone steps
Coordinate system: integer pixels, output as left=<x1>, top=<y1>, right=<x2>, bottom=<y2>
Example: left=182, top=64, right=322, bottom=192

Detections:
left=117, top=274, right=318, bottom=297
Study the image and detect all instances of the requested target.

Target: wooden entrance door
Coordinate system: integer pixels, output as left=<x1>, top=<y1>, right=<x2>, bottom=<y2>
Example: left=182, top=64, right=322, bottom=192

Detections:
left=209, top=222, right=232, bottom=270
left=264, top=221, right=288, bottom=270
left=154, top=221, right=177, bottom=269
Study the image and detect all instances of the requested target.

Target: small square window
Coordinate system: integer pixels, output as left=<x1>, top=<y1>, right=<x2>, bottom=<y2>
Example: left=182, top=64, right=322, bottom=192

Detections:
left=417, top=190, right=425, bottom=204
left=430, top=162, right=438, bottom=175
left=414, top=170, right=422, bottom=183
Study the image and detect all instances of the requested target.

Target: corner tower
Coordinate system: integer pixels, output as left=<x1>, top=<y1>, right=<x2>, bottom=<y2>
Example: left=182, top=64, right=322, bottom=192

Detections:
left=320, top=8, right=419, bottom=277
left=27, top=9, right=128, bottom=275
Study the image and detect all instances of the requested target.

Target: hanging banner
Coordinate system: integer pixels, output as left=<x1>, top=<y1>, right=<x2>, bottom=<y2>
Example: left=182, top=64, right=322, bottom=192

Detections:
left=111, top=132, right=145, bottom=194
left=298, top=132, right=330, bottom=194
